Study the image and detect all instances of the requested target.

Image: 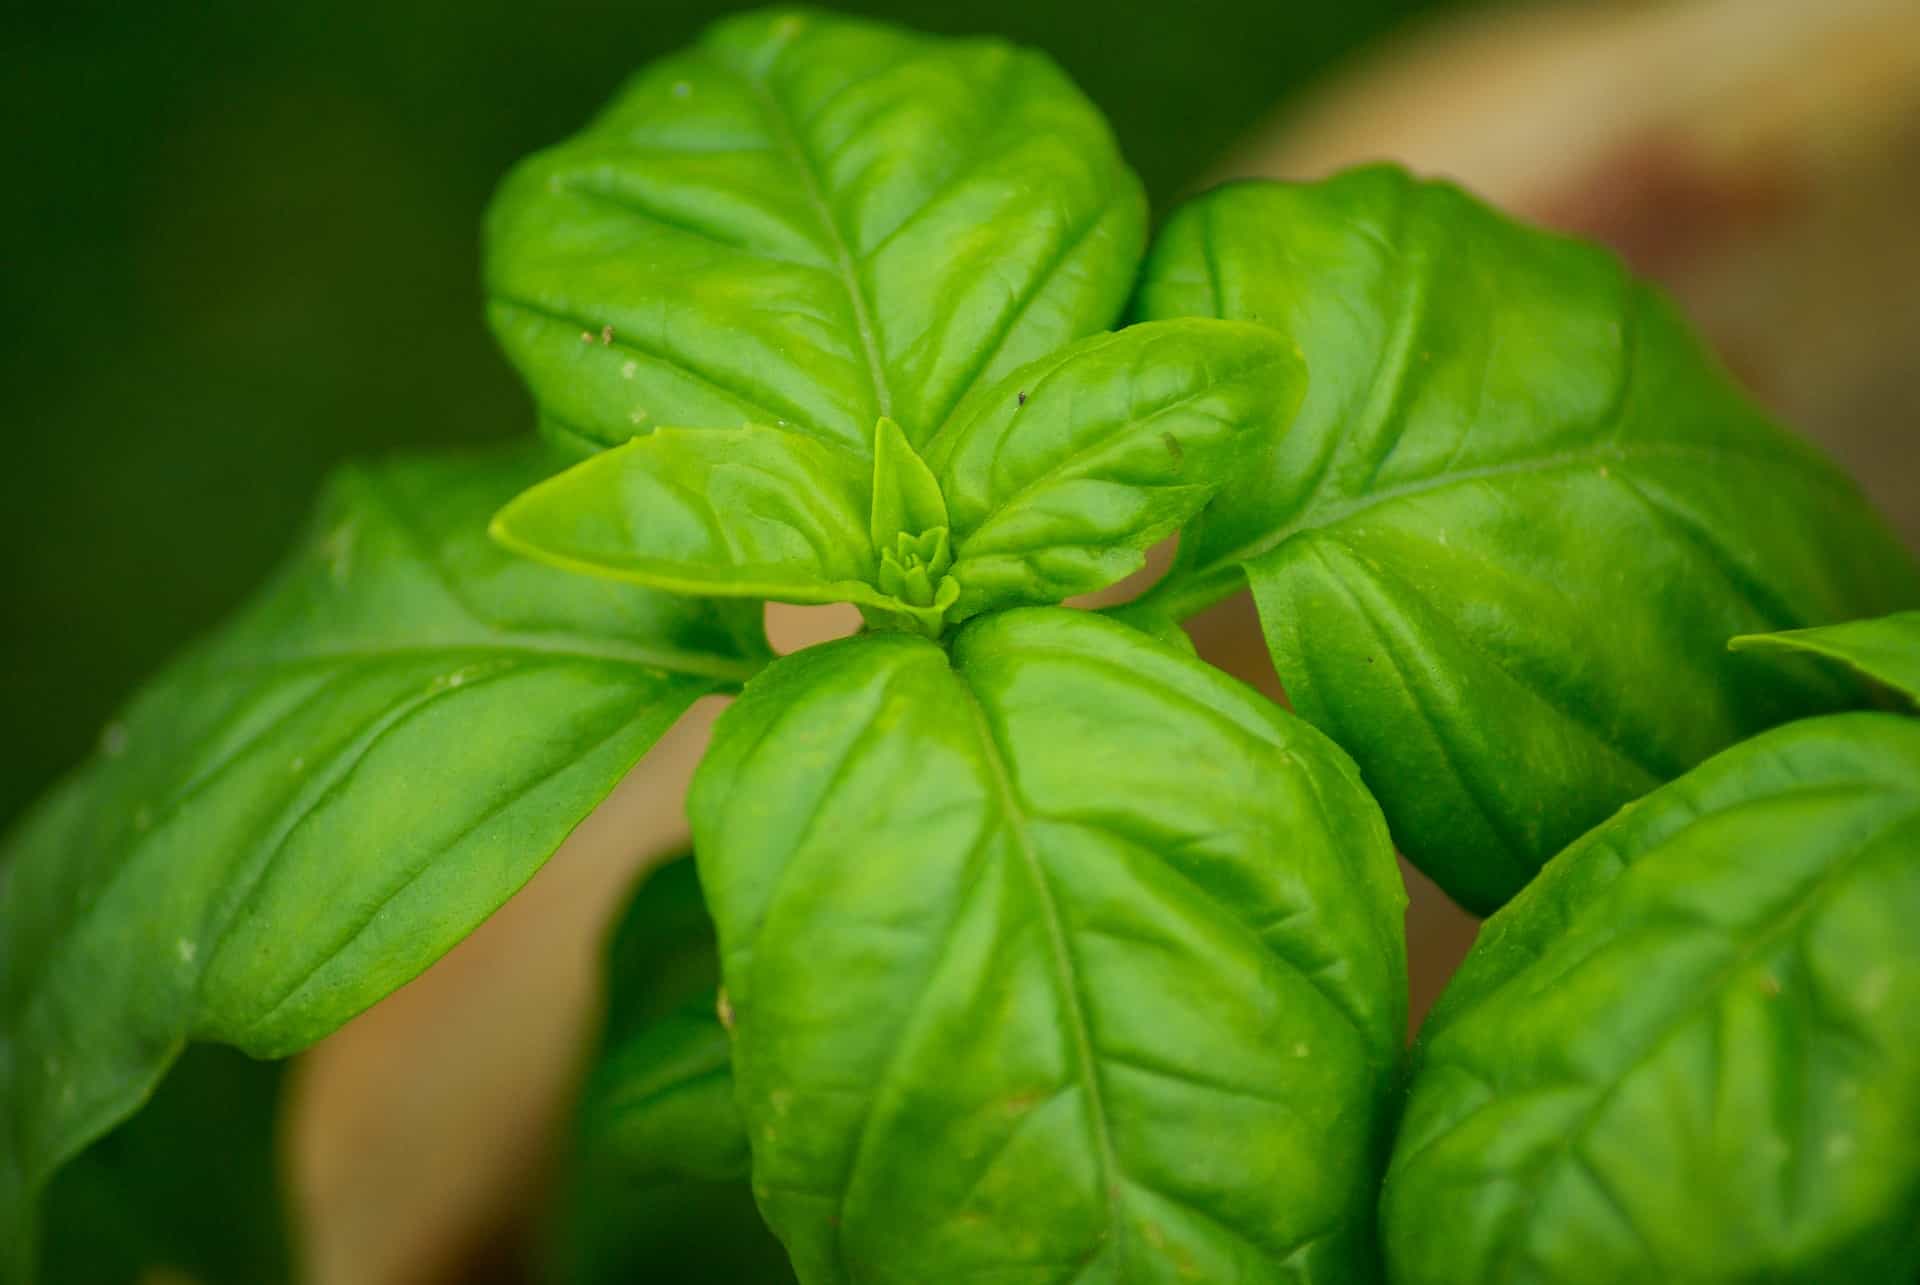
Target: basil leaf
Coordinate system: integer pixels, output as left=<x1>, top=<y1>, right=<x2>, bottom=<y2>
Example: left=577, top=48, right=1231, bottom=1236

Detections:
left=1129, top=167, right=1920, bottom=912
left=691, top=608, right=1406, bottom=1283
left=485, top=9, right=1145, bottom=456
left=1732, top=610, right=1920, bottom=707
left=925, top=319, right=1303, bottom=621
left=1383, top=712, right=1920, bottom=1284
left=0, top=441, right=763, bottom=1284
left=548, top=858, right=791, bottom=1285
left=491, top=426, right=876, bottom=604
left=869, top=416, right=948, bottom=555
left=41, top=1047, right=287, bottom=1285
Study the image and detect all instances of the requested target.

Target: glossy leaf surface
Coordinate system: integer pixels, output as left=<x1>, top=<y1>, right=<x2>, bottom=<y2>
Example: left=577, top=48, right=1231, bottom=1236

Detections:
left=926, top=320, right=1303, bottom=621
left=1383, top=712, right=1920, bottom=1284
left=547, top=857, right=791, bottom=1285
left=0, top=442, right=761, bottom=1283
left=691, top=608, right=1406, bottom=1283
left=485, top=8, right=1145, bottom=456
left=1732, top=610, right=1920, bottom=707
left=1129, top=166, right=1920, bottom=911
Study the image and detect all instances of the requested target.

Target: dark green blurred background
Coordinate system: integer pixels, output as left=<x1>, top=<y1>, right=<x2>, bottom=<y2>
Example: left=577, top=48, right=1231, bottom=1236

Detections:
left=1, top=0, right=1475, bottom=827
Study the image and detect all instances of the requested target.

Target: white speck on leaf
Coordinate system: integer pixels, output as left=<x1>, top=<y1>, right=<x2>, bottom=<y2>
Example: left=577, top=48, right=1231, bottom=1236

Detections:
left=716, top=987, right=735, bottom=1031
left=290, top=755, right=306, bottom=773
left=177, top=938, right=198, bottom=964
left=579, top=330, right=593, bottom=343
left=1859, top=965, right=1892, bottom=1011
left=601, top=324, right=614, bottom=346
left=1292, top=1042, right=1311, bottom=1058
left=1827, top=1133, right=1856, bottom=1161
left=620, top=360, right=637, bottom=380
left=629, top=407, right=648, bottom=426
left=100, top=721, right=129, bottom=757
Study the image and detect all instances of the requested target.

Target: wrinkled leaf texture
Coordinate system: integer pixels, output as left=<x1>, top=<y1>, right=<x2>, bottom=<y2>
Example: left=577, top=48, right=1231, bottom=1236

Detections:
left=691, top=607, right=1406, bottom=1284
left=1127, top=166, right=1920, bottom=911
left=1384, top=711, right=1920, bottom=1283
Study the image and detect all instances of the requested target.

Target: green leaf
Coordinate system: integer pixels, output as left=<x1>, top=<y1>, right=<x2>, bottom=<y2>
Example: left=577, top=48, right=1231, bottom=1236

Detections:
left=1731, top=610, right=1920, bottom=708
left=41, top=1046, right=288, bottom=1285
left=0, top=441, right=762, bottom=1284
left=925, top=319, right=1303, bottom=621
left=1128, top=166, right=1920, bottom=912
left=491, top=425, right=877, bottom=604
left=690, top=607, right=1406, bottom=1283
left=547, top=857, right=792, bottom=1285
left=485, top=8, right=1145, bottom=456
left=869, top=416, right=948, bottom=554
left=1383, top=712, right=1920, bottom=1283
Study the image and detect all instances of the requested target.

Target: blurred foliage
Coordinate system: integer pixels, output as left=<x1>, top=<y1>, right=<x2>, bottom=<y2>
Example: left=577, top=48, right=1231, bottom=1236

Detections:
left=40, top=1045, right=288, bottom=1284
left=0, top=0, right=1473, bottom=826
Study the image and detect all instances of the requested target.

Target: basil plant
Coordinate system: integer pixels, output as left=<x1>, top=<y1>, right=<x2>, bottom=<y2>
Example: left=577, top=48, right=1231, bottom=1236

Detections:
left=3, top=10, right=1916, bottom=1284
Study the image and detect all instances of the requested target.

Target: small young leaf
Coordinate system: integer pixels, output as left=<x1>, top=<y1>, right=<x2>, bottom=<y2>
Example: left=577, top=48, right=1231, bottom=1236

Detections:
left=491, top=426, right=879, bottom=606
left=0, top=442, right=761, bottom=1284
left=1384, top=712, right=1920, bottom=1283
left=1129, top=167, right=1920, bottom=912
left=485, top=9, right=1145, bottom=456
left=1731, top=610, right=1920, bottom=707
left=548, top=858, right=791, bottom=1285
left=691, top=608, right=1406, bottom=1284
left=868, top=415, right=948, bottom=554
left=924, top=319, right=1303, bottom=621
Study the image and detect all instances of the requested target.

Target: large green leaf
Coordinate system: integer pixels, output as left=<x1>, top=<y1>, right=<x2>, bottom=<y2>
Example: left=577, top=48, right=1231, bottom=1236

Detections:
left=690, top=608, right=1406, bottom=1283
left=1126, top=166, right=1920, bottom=912
left=546, top=857, right=791, bottom=1285
left=1731, top=610, right=1920, bottom=708
left=925, top=320, right=1302, bottom=622
left=0, top=441, right=764, bottom=1284
left=485, top=7, right=1145, bottom=457
left=1383, top=712, right=1920, bottom=1283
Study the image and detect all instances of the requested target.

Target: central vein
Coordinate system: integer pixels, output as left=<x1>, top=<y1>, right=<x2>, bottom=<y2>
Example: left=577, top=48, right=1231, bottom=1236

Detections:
left=955, top=679, right=1130, bottom=1274
left=745, top=74, right=895, bottom=424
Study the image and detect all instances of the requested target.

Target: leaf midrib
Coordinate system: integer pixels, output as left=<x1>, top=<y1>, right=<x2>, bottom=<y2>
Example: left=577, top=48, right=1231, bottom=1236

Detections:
left=952, top=678, right=1130, bottom=1277
left=734, top=61, right=894, bottom=425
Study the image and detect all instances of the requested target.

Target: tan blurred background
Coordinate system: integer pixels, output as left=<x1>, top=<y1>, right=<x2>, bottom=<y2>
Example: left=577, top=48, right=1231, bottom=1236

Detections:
left=49, top=0, right=1911, bottom=1280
